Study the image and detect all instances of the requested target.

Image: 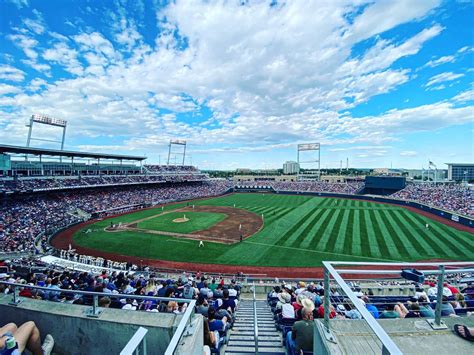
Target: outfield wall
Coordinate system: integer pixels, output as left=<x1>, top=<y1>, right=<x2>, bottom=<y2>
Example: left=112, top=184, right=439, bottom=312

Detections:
left=272, top=190, right=473, bottom=229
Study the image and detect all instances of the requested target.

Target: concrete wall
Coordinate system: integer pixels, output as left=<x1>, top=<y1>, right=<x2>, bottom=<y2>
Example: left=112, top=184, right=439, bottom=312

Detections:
left=0, top=294, right=190, bottom=355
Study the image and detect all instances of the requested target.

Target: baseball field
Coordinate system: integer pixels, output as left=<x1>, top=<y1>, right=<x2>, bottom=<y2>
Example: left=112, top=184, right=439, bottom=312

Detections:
left=67, top=193, right=474, bottom=268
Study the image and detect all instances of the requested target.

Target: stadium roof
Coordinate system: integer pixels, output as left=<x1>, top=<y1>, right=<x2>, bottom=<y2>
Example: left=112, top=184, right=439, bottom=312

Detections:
left=0, top=144, right=146, bottom=161
left=445, top=163, right=474, bottom=166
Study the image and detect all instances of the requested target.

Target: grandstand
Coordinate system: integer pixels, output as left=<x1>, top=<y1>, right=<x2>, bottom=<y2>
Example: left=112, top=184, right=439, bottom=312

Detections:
left=1, top=144, right=473, bottom=354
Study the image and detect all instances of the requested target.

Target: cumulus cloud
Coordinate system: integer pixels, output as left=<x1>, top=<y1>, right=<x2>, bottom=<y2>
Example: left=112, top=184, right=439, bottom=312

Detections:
left=0, top=0, right=471, bottom=167
left=425, top=72, right=464, bottom=87
left=0, top=65, right=26, bottom=82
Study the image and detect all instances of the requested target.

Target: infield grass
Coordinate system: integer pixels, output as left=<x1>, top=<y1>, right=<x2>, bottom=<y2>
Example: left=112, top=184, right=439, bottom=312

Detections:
left=137, top=211, right=226, bottom=233
left=73, top=193, right=474, bottom=267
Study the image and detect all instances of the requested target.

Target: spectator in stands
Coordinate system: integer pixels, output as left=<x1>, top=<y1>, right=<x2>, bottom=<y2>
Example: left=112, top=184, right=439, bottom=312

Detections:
left=362, top=296, right=379, bottom=319
left=0, top=321, right=54, bottom=355
left=277, top=292, right=295, bottom=319
left=203, top=319, right=219, bottom=350
left=208, top=307, right=228, bottom=332
left=440, top=296, right=456, bottom=316
left=418, top=295, right=435, bottom=318
left=379, top=303, right=408, bottom=319
left=286, top=304, right=315, bottom=355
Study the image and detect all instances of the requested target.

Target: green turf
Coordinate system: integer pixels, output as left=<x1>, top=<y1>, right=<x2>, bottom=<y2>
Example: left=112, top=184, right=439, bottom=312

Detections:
left=72, top=193, right=474, bottom=267
left=137, top=211, right=226, bottom=233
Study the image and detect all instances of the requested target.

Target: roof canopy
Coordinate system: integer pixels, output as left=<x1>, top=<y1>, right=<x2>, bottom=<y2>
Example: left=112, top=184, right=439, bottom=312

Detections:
left=0, top=144, right=146, bottom=161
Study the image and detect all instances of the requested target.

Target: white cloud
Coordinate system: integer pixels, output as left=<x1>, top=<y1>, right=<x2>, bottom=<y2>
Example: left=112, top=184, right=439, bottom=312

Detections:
left=400, top=151, right=417, bottom=157
left=7, top=0, right=28, bottom=9
left=425, top=55, right=455, bottom=67
left=0, top=0, right=469, bottom=168
left=8, top=34, right=38, bottom=60
left=0, top=83, right=21, bottom=95
left=0, top=65, right=26, bottom=82
left=43, top=42, right=83, bottom=76
left=452, top=88, right=474, bottom=102
left=426, top=72, right=464, bottom=87
left=347, top=0, right=441, bottom=43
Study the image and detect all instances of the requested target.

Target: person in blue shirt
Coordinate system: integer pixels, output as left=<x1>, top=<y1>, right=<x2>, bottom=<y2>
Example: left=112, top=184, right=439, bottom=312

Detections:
left=208, top=307, right=228, bottom=332
left=362, top=296, right=379, bottom=319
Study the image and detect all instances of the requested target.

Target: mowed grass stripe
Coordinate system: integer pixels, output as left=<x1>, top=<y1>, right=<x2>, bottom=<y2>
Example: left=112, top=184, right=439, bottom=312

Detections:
left=265, top=208, right=293, bottom=225
left=293, top=208, right=328, bottom=248
left=400, top=211, right=459, bottom=257
left=306, top=209, right=334, bottom=251
left=298, top=208, right=328, bottom=249
left=333, top=210, right=351, bottom=254
left=433, top=222, right=474, bottom=250
left=379, top=210, right=417, bottom=259
left=352, top=210, right=362, bottom=255
left=372, top=210, right=402, bottom=259
left=315, top=210, right=342, bottom=251
left=343, top=210, right=355, bottom=255
left=323, top=209, right=346, bottom=252
left=274, top=206, right=320, bottom=246
left=407, top=211, right=472, bottom=257
left=364, top=210, right=382, bottom=258
left=283, top=208, right=321, bottom=246
left=389, top=210, right=439, bottom=258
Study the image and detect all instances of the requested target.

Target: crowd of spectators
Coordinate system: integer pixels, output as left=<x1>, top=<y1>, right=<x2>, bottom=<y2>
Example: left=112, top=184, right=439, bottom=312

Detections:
left=391, top=183, right=473, bottom=217
left=0, top=181, right=232, bottom=253
left=267, top=277, right=474, bottom=354
left=0, top=262, right=241, bottom=353
left=235, top=180, right=364, bottom=194
left=0, top=171, right=209, bottom=193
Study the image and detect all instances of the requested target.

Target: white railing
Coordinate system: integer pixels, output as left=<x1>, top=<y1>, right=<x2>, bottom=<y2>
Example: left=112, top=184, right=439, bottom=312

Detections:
left=322, top=261, right=474, bottom=354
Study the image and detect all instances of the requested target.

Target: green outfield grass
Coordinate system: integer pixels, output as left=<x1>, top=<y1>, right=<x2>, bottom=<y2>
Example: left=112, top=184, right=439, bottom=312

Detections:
left=73, top=193, right=474, bottom=267
left=137, top=211, right=226, bottom=233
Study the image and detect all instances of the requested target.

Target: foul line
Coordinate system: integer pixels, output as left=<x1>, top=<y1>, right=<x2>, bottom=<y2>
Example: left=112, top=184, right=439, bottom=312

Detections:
left=243, top=240, right=400, bottom=262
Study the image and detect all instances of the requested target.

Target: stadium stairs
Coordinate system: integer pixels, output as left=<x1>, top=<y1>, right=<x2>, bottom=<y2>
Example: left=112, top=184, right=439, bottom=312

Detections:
left=225, top=299, right=285, bottom=355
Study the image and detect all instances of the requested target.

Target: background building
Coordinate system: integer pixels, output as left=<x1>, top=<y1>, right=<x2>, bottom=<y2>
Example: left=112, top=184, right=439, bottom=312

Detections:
left=283, top=161, right=299, bottom=174
left=447, top=163, right=474, bottom=182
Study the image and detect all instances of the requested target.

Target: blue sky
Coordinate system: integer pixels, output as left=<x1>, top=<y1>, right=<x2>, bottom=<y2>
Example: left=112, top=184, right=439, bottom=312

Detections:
left=0, top=0, right=472, bottom=170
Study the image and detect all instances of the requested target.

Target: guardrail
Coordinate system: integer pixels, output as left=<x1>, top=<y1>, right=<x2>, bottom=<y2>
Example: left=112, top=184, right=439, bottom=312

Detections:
left=321, top=261, right=474, bottom=354
left=252, top=282, right=259, bottom=354
left=120, top=327, right=148, bottom=355
left=164, top=297, right=197, bottom=355
left=1, top=280, right=198, bottom=354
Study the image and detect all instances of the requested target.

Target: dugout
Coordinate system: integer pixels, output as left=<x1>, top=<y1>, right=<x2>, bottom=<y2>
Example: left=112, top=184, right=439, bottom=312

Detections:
left=362, top=176, right=406, bottom=195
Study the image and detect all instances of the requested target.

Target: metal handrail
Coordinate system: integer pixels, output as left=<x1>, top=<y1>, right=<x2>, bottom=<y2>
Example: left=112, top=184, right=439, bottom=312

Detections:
left=120, top=326, right=148, bottom=355
left=253, top=281, right=258, bottom=354
left=323, top=262, right=402, bottom=355
left=164, top=298, right=197, bottom=355
left=0, top=280, right=195, bottom=318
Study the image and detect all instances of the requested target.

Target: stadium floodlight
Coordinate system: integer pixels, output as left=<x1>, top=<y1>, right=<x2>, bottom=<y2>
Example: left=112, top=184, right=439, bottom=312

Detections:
left=167, top=139, right=187, bottom=165
left=297, top=142, right=321, bottom=180
left=26, top=114, right=68, bottom=150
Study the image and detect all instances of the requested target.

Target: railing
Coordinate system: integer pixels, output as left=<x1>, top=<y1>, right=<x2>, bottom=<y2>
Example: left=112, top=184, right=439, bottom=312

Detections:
left=1, top=280, right=195, bottom=316
left=164, top=297, right=197, bottom=355
left=120, top=327, right=148, bottom=355
left=322, top=261, right=474, bottom=354
left=253, top=281, right=259, bottom=354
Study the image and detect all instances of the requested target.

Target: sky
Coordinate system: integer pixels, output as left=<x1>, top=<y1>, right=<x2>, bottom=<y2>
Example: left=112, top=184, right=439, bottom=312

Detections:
left=0, top=0, right=473, bottom=170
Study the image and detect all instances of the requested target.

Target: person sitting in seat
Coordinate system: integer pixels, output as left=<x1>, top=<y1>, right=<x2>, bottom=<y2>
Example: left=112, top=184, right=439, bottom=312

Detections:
left=286, top=303, right=315, bottom=355
left=0, top=321, right=54, bottom=355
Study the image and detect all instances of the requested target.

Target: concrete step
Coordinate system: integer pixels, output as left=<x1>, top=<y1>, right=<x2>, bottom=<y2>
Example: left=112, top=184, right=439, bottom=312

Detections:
left=230, top=335, right=282, bottom=341
left=224, top=345, right=285, bottom=354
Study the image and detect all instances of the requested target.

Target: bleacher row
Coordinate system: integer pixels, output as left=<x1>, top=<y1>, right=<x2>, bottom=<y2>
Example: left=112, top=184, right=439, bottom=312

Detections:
left=0, top=172, right=208, bottom=193
left=265, top=279, right=474, bottom=354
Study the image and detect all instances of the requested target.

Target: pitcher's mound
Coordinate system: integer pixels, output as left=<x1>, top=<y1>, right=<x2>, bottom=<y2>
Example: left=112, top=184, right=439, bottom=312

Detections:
left=173, top=217, right=189, bottom=223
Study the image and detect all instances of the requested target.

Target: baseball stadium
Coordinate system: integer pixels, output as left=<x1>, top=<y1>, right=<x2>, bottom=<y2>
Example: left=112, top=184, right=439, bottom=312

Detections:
left=1, top=140, right=473, bottom=354
left=1, top=1, right=474, bottom=354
